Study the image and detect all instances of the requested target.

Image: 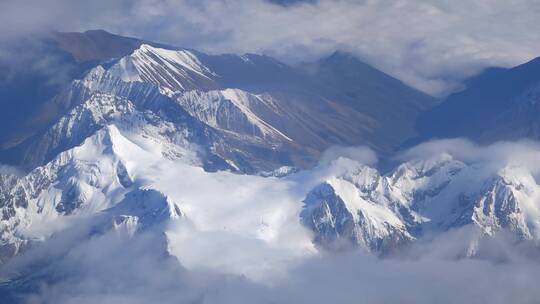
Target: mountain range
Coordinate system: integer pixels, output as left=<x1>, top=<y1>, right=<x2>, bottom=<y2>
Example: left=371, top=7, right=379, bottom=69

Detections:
left=1, top=29, right=540, bottom=301
left=0, top=30, right=435, bottom=173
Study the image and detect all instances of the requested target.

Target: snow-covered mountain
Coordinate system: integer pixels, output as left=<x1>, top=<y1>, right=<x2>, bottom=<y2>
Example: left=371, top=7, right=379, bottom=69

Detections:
left=11, top=58, right=300, bottom=173
left=108, top=44, right=219, bottom=92
left=0, top=30, right=435, bottom=172
left=0, top=121, right=313, bottom=272
left=3, top=126, right=540, bottom=269
left=1, top=31, right=539, bottom=262
left=301, top=153, right=540, bottom=254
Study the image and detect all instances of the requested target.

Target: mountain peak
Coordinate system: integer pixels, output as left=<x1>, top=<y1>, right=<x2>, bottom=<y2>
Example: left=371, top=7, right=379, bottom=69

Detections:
left=324, top=50, right=360, bottom=63
left=51, top=30, right=144, bottom=62
left=108, top=43, right=218, bottom=91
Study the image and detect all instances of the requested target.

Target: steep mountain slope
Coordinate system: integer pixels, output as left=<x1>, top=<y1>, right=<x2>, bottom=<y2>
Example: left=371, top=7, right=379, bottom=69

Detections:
left=306, top=51, right=435, bottom=147
left=108, top=44, right=219, bottom=91
left=0, top=126, right=133, bottom=262
left=417, top=56, right=540, bottom=141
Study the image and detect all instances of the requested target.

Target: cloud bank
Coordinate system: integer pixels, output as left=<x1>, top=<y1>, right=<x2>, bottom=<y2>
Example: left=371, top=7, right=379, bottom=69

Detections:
left=2, top=0, right=540, bottom=95
left=7, top=215, right=540, bottom=304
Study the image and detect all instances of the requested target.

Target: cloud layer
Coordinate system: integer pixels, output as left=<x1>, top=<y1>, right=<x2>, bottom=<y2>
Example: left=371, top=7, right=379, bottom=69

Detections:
left=2, top=0, right=540, bottom=95
left=7, top=203, right=540, bottom=304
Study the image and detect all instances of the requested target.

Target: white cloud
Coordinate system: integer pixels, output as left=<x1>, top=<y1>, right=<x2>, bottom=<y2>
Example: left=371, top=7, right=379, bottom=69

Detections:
left=397, top=138, right=540, bottom=176
left=2, top=0, right=540, bottom=95
left=8, top=224, right=540, bottom=304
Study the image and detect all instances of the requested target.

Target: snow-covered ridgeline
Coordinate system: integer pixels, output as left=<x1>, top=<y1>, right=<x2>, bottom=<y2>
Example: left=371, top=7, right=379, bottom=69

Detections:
left=108, top=44, right=218, bottom=92
left=20, top=55, right=294, bottom=172
left=105, top=44, right=292, bottom=142
left=302, top=154, right=540, bottom=253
